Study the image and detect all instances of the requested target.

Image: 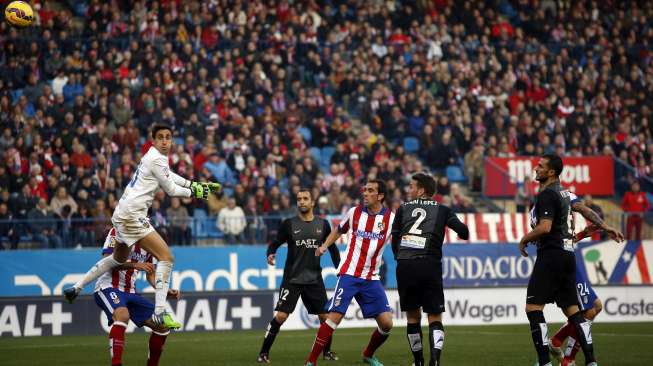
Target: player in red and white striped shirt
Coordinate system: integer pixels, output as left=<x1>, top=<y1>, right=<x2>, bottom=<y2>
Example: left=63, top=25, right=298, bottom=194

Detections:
left=94, top=228, right=181, bottom=366
left=305, top=180, right=395, bottom=366
left=95, top=229, right=154, bottom=294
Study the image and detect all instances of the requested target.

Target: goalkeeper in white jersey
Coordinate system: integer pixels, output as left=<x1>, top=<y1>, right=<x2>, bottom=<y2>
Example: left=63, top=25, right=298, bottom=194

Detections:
left=64, top=123, right=220, bottom=329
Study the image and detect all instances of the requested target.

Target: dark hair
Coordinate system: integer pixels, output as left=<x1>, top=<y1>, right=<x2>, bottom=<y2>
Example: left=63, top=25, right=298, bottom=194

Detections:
left=412, top=173, right=436, bottom=197
left=368, top=179, right=387, bottom=203
left=542, top=154, right=563, bottom=177
left=62, top=205, right=72, bottom=216
left=297, top=187, right=313, bottom=200
left=151, top=123, right=172, bottom=139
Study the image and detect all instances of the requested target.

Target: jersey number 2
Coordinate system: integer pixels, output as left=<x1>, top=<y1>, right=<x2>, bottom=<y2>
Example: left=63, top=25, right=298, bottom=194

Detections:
left=409, top=208, right=427, bottom=235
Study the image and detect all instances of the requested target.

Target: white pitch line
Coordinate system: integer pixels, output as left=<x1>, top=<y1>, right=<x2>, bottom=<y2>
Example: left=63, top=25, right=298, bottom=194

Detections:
left=0, top=331, right=375, bottom=350
left=2, top=330, right=651, bottom=350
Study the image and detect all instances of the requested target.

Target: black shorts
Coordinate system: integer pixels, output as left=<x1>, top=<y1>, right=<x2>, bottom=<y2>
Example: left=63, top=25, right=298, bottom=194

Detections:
left=275, top=280, right=328, bottom=315
left=397, top=257, right=445, bottom=314
left=527, top=249, right=579, bottom=308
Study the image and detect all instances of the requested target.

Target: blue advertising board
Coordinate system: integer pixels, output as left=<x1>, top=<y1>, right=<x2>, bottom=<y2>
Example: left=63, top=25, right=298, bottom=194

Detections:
left=0, top=243, right=547, bottom=297
left=5, top=241, right=648, bottom=297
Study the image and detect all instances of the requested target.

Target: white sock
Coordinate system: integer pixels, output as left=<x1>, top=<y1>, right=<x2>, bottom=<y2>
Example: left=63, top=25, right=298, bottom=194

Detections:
left=154, top=261, right=173, bottom=314
left=325, top=319, right=338, bottom=329
left=564, top=337, right=576, bottom=357
left=73, top=256, right=122, bottom=290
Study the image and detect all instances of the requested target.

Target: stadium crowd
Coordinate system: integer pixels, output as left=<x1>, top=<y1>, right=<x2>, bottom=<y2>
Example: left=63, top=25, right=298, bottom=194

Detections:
left=1, top=0, right=652, bottom=248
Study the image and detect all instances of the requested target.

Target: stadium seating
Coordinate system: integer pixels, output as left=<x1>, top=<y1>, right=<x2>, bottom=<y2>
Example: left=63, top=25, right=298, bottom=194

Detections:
left=204, top=212, right=224, bottom=239
left=298, top=127, right=312, bottom=145
left=446, top=165, right=467, bottom=183
left=403, top=137, right=420, bottom=154
left=309, top=147, right=322, bottom=164
left=321, top=147, right=336, bottom=170
left=192, top=208, right=208, bottom=239
left=10, top=88, right=22, bottom=103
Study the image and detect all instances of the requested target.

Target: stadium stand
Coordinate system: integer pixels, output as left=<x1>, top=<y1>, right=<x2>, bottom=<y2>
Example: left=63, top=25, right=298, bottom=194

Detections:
left=1, top=0, right=652, bottom=248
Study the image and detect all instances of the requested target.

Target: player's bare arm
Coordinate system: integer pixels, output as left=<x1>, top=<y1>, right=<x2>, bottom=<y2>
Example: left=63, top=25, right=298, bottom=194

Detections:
left=315, top=227, right=341, bottom=256
left=519, top=218, right=552, bottom=257
left=267, top=253, right=276, bottom=265
left=571, top=201, right=624, bottom=242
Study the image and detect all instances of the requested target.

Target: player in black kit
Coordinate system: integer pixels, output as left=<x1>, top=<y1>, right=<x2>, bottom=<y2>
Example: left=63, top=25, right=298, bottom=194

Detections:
left=257, top=188, right=341, bottom=363
left=391, top=173, right=469, bottom=366
left=519, top=155, right=610, bottom=366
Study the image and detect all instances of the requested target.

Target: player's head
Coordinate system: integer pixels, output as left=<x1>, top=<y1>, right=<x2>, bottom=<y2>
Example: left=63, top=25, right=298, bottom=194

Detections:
left=296, top=187, right=314, bottom=214
left=151, top=123, right=173, bottom=155
left=535, top=154, right=563, bottom=183
left=363, top=179, right=386, bottom=208
left=410, top=173, right=436, bottom=200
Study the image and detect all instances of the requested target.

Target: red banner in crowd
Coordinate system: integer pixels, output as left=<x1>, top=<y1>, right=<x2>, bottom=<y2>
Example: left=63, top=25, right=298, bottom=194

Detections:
left=329, top=213, right=591, bottom=244
left=442, top=213, right=590, bottom=244
left=483, top=156, right=614, bottom=197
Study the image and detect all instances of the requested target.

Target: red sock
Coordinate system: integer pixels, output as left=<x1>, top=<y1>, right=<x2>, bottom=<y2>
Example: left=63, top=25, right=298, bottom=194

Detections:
left=363, top=327, right=390, bottom=358
left=109, top=321, right=127, bottom=366
left=147, top=331, right=169, bottom=366
left=307, top=321, right=336, bottom=364
left=552, top=321, right=574, bottom=347
left=566, top=325, right=581, bottom=360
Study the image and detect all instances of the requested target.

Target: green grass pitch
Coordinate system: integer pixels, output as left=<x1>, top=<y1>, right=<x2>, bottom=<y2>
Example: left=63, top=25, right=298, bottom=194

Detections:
left=1, top=323, right=651, bottom=365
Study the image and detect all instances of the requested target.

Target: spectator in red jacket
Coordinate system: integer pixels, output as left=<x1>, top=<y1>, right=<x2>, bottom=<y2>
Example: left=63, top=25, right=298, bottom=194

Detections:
left=70, top=144, right=93, bottom=170
left=621, top=181, right=650, bottom=240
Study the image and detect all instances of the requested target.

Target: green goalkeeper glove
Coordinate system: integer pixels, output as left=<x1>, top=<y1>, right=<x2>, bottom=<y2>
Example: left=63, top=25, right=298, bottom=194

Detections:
left=206, top=182, right=222, bottom=193
left=190, top=182, right=210, bottom=200
left=190, top=181, right=222, bottom=200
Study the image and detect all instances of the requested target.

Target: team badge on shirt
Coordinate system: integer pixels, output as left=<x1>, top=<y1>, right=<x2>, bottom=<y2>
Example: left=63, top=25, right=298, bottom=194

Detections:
left=138, top=218, right=151, bottom=228
left=377, top=221, right=385, bottom=231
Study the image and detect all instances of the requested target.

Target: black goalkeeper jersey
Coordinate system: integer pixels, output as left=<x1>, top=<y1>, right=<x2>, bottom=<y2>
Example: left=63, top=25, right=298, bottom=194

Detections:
left=267, top=216, right=341, bottom=285
left=391, top=198, right=469, bottom=261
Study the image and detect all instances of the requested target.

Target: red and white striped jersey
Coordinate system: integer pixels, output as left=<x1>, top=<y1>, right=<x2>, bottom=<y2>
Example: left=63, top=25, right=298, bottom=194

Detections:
left=94, top=228, right=154, bottom=293
left=337, top=205, right=394, bottom=280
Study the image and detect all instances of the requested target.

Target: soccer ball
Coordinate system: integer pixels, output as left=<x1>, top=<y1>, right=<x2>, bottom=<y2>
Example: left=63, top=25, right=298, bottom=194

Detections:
left=4, top=1, right=34, bottom=28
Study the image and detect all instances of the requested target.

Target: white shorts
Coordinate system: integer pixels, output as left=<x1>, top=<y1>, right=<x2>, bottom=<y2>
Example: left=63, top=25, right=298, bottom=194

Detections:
left=111, top=216, right=155, bottom=247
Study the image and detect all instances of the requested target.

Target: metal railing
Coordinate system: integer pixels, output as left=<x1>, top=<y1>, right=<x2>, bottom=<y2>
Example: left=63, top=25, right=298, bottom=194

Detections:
left=613, top=157, right=653, bottom=197
left=0, top=215, right=288, bottom=249
left=1, top=211, right=651, bottom=249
